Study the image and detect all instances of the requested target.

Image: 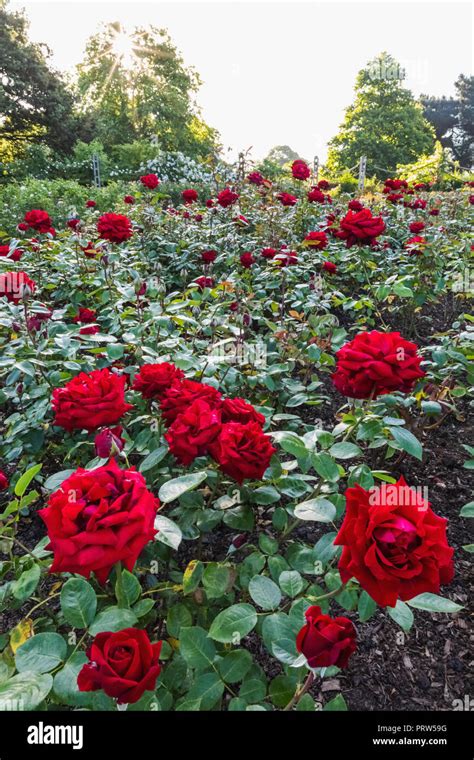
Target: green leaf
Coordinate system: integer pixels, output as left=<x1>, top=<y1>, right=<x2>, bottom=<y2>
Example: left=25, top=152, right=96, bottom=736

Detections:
left=329, top=442, right=362, bottom=459
left=60, top=577, right=97, bottom=628
left=217, top=650, right=253, bottom=683
left=387, top=600, right=414, bottom=632
left=179, top=626, right=216, bottom=670
left=115, top=569, right=141, bottom=607
left=358, top=590, right=377, bottom=622
left=324, top=693, right=348, bottom=711
left=12, top=564, right=40, bottom=602
left=312, top=452, right=340, bottom=482
left=460, top=501, right=474, bottom=518
left=183, top=560, right=204, bottom=595
left=406, top=593, right=463, bottom=613
left=202, top=564, right=231, bottom=599
left=14, top=464, right=42, bottom=497
left=253, top=486, right=281, bottom=505
left=158, top=471, right=208, bottom=503
left=278, top=570, right=305, bottom=598
left=166, top=604, right=192, bottom=638
left=43, top=469, right=75, bottom=492
left=248, top=576, right=282, bottom=611
left=154, top=514, right=182, bottom=550
left=89, top=606, right=138, bottom=635
left=187, top=672, right=225, bottom=710
left=269, top=675, right=298, bottom=707
left=0, top=672, right=53, bottom=711
left=53, top=652, right=90, bottom=707
left=15, top=633, right=67, bottom=674
left=388, top=426, right=422, bottom=461
left=209, top=603, right=258, bottom=643
left=139, top=446, right=168, bottom=473
left=294, top=497, right=336, bottom=522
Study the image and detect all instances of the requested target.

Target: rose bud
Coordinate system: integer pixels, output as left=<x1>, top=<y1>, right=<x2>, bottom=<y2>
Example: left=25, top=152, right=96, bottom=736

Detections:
left=94, top=426, right=126, bottom=458
left=322, top=261, right=337, bottom=274
left=240, top=252, right=254, bottom=268
left=232, top=533, right=248, bottom=549
left=0, top=471, right=9, bottom=491
left=296, top=605, right=357, bottom=669
left=136, top=282, right=147, bottom=297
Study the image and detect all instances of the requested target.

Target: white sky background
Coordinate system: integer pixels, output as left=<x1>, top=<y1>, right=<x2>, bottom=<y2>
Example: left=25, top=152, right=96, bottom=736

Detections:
left=10, top=0, right=473, bottom=161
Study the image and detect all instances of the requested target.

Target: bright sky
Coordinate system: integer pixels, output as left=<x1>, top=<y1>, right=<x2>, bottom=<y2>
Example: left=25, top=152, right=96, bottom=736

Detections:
left=10, top=0, right=473, bottom=161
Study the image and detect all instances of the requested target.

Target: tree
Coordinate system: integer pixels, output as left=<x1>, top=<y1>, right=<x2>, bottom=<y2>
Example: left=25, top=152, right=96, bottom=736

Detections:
left=326, top=53, right=435, bottom=178
left=421, top=76, right=473, bottom=167
left=76, top=22, right=219, bottom=158
left=0, top=2, right=87, bottom=158
left=265, top=145, right=301, bottom=167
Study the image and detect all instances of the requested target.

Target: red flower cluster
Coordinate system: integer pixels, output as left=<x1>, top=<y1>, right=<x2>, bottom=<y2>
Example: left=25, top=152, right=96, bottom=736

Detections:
left=201, top=249, right=217, bottom=264
left=40, top=458, right=160, bottom=584
left=336, top=209, right=386, bottom=247
left=291, top=159, right=310, bottom=180
left=332, top=330, right=425, bottom=399
left=335, top=478, right=454, bottom=607
left=97, top=213, right=133, bottom=244
left=78, top=628, right=162, bottom=704
left=23, top=209, right=52, bottom=234
left=322, top=261, right=337, bottom=274
left=52, top=368, right=133, bottom=431
left=296, top=606, right=357, bottom=669
left=140, top=174, right=160, bottom=190
left=240, top=251, right=254, bottom=268
left=307, top=188, right=331, bottom=204
left=277, top=192, right=297, bottom=207
left=217, top=188, right=239, bottom=208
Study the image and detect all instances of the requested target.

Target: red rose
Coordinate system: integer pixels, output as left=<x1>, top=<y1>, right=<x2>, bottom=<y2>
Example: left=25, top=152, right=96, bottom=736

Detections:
left=0, top=245, right=23, bottom=262
left=337, top=209, right=386, bottom=247
left=0, top=471, right=9, bottom=491
left=27, top=308, right=51, bottom=332
left=296, top=605, right=357, bottom=669
left=307, top=188, right=326, bottom=204
left=94, top=426, right=125, bottom=458
left=233, top=214, right=249, bottom=226
left=17, top=222, right=29, bottom=232
left=67, top=218, right=81, bottom=230
left=405, top=235, right=427, bottom=255
left=291, top=159, right=310, bottom=180
left=303, top=231, right=328, bottom=250
left=23, top=209, right=51, bottom=233
left=348, top=199, right=364, bottom=212
left=165, top=399, right=222, bottom=465
left=124, top=195, right=135, bottom=204
left=79, top=324, right=99, bottom=335
left=387, top=193, right=404, bottom=204
left=469, top=195, right=474, bottom=205
left=86, top=200, right=96, bottom=208
left=159, top=379, right=222, bottom=425
left=335, top=478, right=454, bottom=608
left=206, top=199, right=214, bottom=208
left=429, top=208, right=440, bottom=216
left=0, top=271, right=36, bottom=303
left=409, top=221, right=425, bottom=233
left=240, top=252, right=254, bottom=268
left=317, top=179, right=330, bottom=190
left=384, top=178, right=408, bottom=191
left=194, top=214, right=203, bottom=222
left=97, top=213, right=133, bottom=244
left=81, top=242, right=99, bottom=258
left=332, top=330, right=425, bottom=399
left=74, top=307, right=97, bottom=324
left=193, top=276, right=215, bottom=290
left=247, top=171, right=264, bottom=185
left=40, top=459, right=159, bottom=584
left=140, top=174, right=159, bottom=190
left=277, top=192, right=297, bottom=207
left=217, top=188, right=239, bottom=208
left=322, top=261, right=337, bottom=274
left=201, top=250, right=217, bottom=264
left=274, top=251, right=298, bottom=266
left=221, top=397, right=265, bottom=426
left=78, top=628, right=162, bottom=704
left=182, top=188, right=198, bottom=204
left=411, top=198, right=426, bottom=210
left=209, top=421, right=276, bottom=484
left=52, top=368, right=134, bottom=431
left=261, top=247, right=277, bottom=259
left=132, top=362, right=184, bottom=400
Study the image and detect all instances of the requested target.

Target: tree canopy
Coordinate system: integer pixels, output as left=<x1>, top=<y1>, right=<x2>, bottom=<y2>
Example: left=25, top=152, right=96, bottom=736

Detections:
left=421, top=75, right=473, bottom=168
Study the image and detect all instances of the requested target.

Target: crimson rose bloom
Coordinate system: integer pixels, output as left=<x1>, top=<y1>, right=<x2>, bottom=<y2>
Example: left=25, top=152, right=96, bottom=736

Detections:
left=337, top=209, right=386, bottom=247
left=0, top=471, right=8, bottom=491
left=291, top=159, right=310, bottom=180
left=332, top=330, right=425, bottom=399
left=39, top=459, right=160, bottom=584
left=217, top=188, right=239, bottom=207
left=182, top=188, right=198, bottom=204
left=140, top=174, right=159, bottom=190
left=409, top=221, right=425, bottom=233
left=124, top=195, right=135, bottom=204
left=348, top=199, right=364, bottom=212
left=94, top=426, right=125, bottom=458
left=193, top=276, right=215, bottom=290
left=209, top=421, right=276, bottom=484
left=307, top=188, right=326, bottom=204
left=80, top=325, right=99, bottom=335
left=221, top=397, right=265, bottom=426
left=74, top=307, right=97, bottom=324
left=247, top=171, right=264, bottom=185
left=277, top=192, right=297, bottom=207
left=86, top=200, right=97, bottom=208
left=23, top=209, right=52, bottom=233
left=0, top=245, right=23, bottom=262
left=240, top=252, right=254, bottom=268
left=165, top=399, right=222, bottom=465
left=52, top=368, right=133, bottom=431
left=201, top=249, right=217, bottom=264
left=97, top=213, right=133, bottom=244
left=322, top=261, right=337, bottom=274
left=132, top=362, right=184, bottom=400
left=296, top=606, right=357, bottom=669
left=405, top=235, right=427, bottom=255
left=159, top=379, right=222, bottom=425
left=261, top=247, right=277, bottom=259
left=0, top=271, right=36, bottom=303
left=67, top=218, right=81, bottom=230
left=335, top=478, right=454, bottom=608
left=317, top=179, right=330, bottom=190
left=303, top=231, right=328, bottom=249
left=78, top=628, right=162, bottom=704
